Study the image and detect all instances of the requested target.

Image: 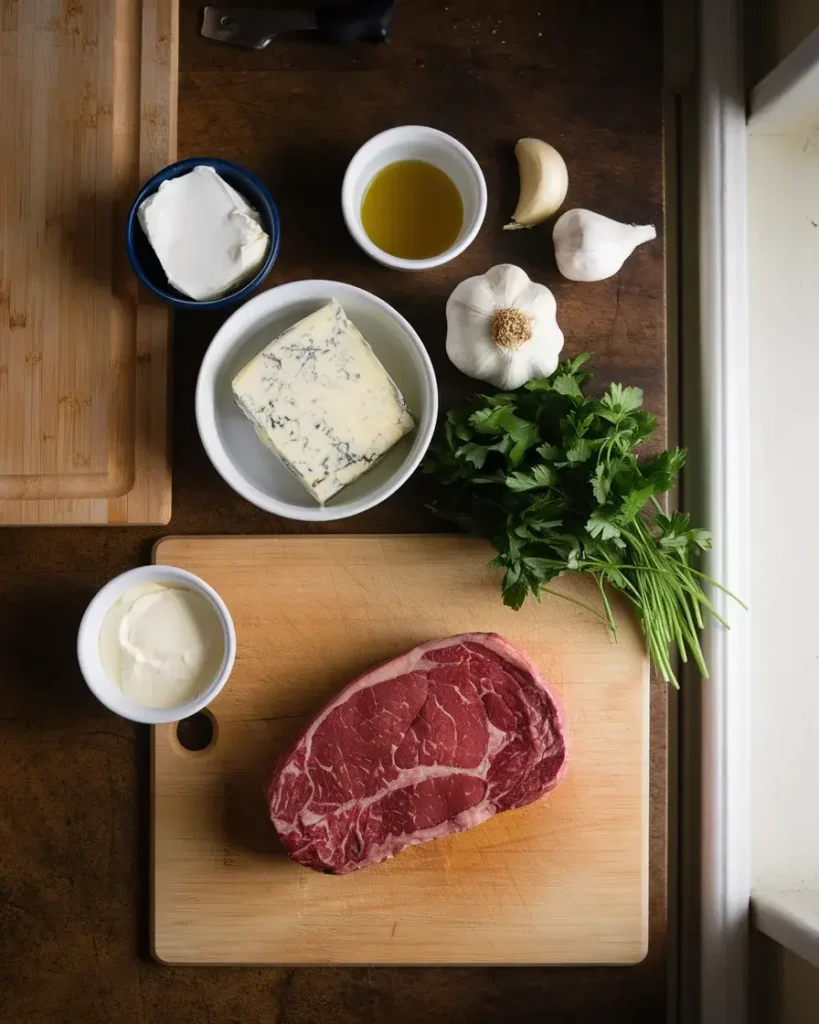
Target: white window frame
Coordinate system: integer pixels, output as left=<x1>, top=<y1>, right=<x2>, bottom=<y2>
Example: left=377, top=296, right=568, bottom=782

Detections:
left=687, top=3, right=819, bottom=1020
left=692, top=1, right=752, bottom=1020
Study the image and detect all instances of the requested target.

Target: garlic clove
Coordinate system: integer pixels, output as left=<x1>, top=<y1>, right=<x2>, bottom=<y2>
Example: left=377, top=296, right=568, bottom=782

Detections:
left=504, top=139, right=569, bottom=231
left=477, top=263, right=533, bottom=307
left=552, top=208, right=656, bottom=282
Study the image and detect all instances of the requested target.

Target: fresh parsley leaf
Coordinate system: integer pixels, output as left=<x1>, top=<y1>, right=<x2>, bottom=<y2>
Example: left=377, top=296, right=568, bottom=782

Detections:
left=456, top=442, right=490, bottom=469
left=565, top=438, right=594, bottom=463
left=655, top=512, right=686, bottom=533
left=477, top=435, right=512, bottom=459
left=566, top=545, right=582, bottom=571
left=601, top=383, right=644, bottom=417
left=508, top=421, right=541, bottom=467
left=625, top=410, right=657, bottom=445
left=446, top=410, right=472, bottom=442
left=480, top=392, right=518, bottom=408
left=536, top=443, right=561, bottom=460
left=506, top=417, right=539, bottom=445
left=468, top=405, right=514, bottom=434
left=552, top=373, right=585, bottom=401
left=502, top=577, right=529, bottom=610
left=641, top=448, right=687, bottom=492
left=469, top=473, right=509, bottom=485
left=523, top=377, right=554, bottom=393
left=521, top=557, right=561, bottom=582
left=502, top=561, right=523, bottom=587
left=506, top=465, right=556, bottom=492
left=563, top=352, right=592, bottom=374
left=658, top=533, right=689, bottom=550
left=586, top=511, right=622, bottom=542
left=592, top=463, right=611, bottom=503
left=564, top=410, right=597, bottom=439
left=619, top=482, right=663, bottom=522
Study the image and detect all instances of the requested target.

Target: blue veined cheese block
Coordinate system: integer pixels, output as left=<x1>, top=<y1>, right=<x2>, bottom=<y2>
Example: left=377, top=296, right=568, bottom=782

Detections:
left=232, top=300, right=415, bottom=503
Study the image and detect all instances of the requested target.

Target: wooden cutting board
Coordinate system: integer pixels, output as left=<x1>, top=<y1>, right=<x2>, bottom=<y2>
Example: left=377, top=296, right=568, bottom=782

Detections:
left=152, top=535, right=650, bottom=966
left=0, top=0, right=174, bottom=524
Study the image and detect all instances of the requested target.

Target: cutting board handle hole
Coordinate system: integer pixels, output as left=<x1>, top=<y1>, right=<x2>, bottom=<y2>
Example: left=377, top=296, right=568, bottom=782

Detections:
left=175, top=709, right=218, bottom=754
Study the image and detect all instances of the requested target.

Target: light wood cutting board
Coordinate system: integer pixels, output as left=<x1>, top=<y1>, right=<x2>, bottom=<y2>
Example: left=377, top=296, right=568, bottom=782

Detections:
left=152, top=536, right=650, bottom=966
left=0, top=0, right=175, bottom=524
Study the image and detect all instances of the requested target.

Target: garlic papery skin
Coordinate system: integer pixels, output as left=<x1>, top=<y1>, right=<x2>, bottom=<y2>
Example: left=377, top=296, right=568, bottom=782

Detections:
left=552, top=208, right=657, bottom=282
left=504, top=138, right=569, bottom=230
left=446, top=264, right=564, bottom=390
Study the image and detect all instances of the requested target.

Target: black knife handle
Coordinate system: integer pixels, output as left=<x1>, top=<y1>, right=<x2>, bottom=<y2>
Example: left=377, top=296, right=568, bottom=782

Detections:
left=316, top=0, right=397, bottom=43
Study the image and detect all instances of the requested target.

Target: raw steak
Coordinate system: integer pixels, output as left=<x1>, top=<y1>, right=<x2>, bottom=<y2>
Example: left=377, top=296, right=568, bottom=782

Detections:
left=266, top=633, right=567, bottom=874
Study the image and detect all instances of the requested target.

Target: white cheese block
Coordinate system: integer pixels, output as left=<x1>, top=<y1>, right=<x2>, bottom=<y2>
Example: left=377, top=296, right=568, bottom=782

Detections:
left=232, top=301, right=416, bottom=504
left=138, top=165, right=269, bottom=301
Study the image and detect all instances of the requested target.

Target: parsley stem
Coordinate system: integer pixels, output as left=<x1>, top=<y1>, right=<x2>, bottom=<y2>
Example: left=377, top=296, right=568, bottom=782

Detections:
left=595, top=574, right=618, bottom=640
left=675, top=565, right=748, bottom=609
left=539, top=585, right=612, bottom=627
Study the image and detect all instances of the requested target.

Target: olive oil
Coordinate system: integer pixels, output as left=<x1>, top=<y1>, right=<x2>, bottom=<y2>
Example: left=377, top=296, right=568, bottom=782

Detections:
left=360, top=160, right=463, bottom=260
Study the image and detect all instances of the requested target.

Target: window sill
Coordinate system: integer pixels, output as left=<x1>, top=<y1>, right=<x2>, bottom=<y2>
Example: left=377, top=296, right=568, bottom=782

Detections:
left=752, top=890, right=819, bottom=970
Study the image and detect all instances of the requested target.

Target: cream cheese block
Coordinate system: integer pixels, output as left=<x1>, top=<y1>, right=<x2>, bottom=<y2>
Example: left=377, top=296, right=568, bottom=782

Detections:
left=232, top=301, right=415, bottom=503
left=138, top=165, right=269, bottom=301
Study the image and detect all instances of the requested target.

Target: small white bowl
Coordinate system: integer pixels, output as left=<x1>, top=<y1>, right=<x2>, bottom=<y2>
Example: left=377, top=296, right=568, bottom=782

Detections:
left=77, top=565, right=236, bottom=725
left=195, top=279, right=438, bottom=522
left=341, top=125, right=487, bottom=271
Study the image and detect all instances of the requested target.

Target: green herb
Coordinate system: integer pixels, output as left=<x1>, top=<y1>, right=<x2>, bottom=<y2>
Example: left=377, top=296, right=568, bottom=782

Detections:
left=423, top=353, right=743, bottom=687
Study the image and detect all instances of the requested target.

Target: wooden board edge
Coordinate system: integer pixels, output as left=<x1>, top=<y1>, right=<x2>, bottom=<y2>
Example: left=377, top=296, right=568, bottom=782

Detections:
left=639, top=655, right=652, bottom=964
left=144, top=953, right=654, bottom=967
left=149, top=723, right=162, bottom=964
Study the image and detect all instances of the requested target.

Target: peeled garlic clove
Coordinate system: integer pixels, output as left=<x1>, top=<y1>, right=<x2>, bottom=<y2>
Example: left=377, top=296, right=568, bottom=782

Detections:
left=552, top=208, right=656, bottom=282
left=504, top=139, right=569, bottom=231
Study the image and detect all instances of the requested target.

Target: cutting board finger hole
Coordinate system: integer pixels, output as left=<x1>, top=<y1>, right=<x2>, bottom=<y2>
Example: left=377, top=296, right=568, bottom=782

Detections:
left=174, top=709, right=218, bottom=755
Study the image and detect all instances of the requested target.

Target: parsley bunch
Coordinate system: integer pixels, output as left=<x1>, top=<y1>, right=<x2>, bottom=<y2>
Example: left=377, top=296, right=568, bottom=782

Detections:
left=424, top=354, right=741, bottom=687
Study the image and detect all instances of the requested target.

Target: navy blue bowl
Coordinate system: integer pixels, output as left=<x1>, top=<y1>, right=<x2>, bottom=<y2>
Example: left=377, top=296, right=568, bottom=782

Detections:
left=126, top=157, right=281, bottom=310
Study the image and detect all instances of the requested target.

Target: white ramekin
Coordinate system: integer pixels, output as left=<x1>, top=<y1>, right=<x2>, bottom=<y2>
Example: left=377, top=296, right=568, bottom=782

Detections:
left=341, top=125, right=487, bottom=271
left=195, top=279, right=437, bottom=522
left=77, top=565, right=236, bottom=725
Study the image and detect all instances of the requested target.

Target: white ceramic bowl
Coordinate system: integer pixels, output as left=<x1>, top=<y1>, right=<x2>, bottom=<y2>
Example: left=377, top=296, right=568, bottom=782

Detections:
left=77, top=565, right=236, bottom=725
left=195, top=279, right=438, bottom=521
left=341, top=125, right=487, bottom=271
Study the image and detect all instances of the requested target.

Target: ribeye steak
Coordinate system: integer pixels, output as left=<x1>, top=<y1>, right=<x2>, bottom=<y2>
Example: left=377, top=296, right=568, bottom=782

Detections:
left=266, top=633, right=568, bottom=874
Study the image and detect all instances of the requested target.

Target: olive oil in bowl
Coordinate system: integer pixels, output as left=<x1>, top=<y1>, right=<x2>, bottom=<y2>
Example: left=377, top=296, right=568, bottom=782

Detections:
left=360, top=160, right=463, bottom=261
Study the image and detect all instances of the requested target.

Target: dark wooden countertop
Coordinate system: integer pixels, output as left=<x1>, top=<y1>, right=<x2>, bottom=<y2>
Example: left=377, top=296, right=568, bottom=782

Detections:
left=0, top=1, right=667, bottom=1020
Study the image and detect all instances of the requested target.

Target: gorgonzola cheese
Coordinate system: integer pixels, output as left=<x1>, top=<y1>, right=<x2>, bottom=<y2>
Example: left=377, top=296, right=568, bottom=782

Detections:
left=232, top=300, right=415, bottom=503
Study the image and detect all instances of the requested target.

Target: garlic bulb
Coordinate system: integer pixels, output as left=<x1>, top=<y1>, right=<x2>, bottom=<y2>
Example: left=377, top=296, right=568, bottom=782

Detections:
left=504, top=138, right=569, bottom=230
left=446, top=264, right=564, bottom=390
left=553, top=208, right=656, bottom=282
